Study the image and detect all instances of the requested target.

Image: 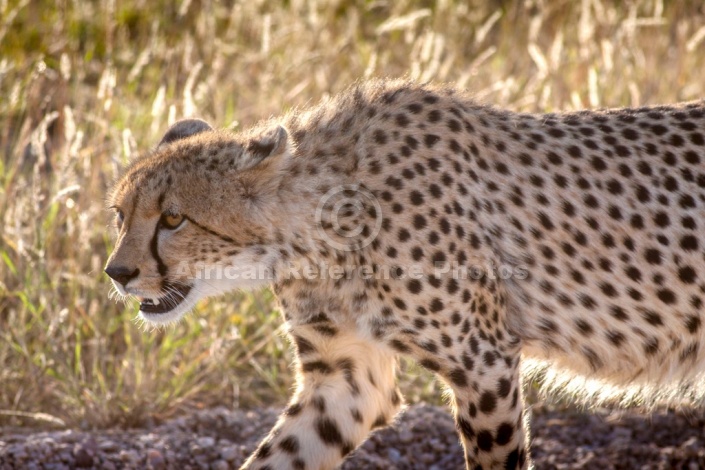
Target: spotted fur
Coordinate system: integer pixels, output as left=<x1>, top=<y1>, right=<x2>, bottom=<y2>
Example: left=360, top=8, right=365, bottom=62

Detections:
left=106, top=80, right=705, bottom=469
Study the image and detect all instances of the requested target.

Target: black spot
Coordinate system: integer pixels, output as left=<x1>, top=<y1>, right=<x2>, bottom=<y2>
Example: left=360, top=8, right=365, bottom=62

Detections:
left=351, top=408, right=363, bottom=423
left=373, top=129, right=387, bottom=145
left=686, top=315, right=701, bottom=334
left=316, top=417, right=344, bottom=446
left=622, top=128, right=639, bottom=140
left=393, top=297, right=407, bottom=310
left=600, top=283, right=618, bottom=298
left=303, top=360, right=333, bottom=374
left=413, top=214, right=427, bottom=230
left=429, top=184, right=443, bottom=198
left=653, top=212, right=670, bottom=227
left=651, top=124, right=668, bottom=135
left=497, top=378, right=511, bottom=398
left=477, top=430, right=494, bottom=452
left=635, top=185, right=651, bottom=203
left=483, top=351, right=496, bottom=367
left=313, top=324, right=338, bottom=337
left=670, top=133, right=685, bottom=147
left=428, top=110, right=442, bottom=122
left=424, top=134, right=441, bottom=148
left=644, top=248, right=662, bottom=264
left=679, top=266, right=697, bottom=284
left=410, top=191, right=424, bottom=206
left=575, top=319, right=593, bottom=335
left=547, top=128, right=565, bottom=138
left=407, top=103, right=423, bottom=114
left=422, top=341, right=438, bottom=353
left=429, top=298, right=444, bottom=313
left=478, top=391, right=497, bottom=414
left=407, top=279, right=423, bottom=294
left=279, top=436, right=300, bottom=454
left=657, top=289, right=677, bottom=305
left=395, top=113, right=410, bottom=127
left=567, top=145, right=582, bottom=158
left=420, top=358, right=441, bottom=371
left=293, top=335, right=316, bottom=355
left=505, top=449, right=520, bottom=469
left=449, top=368, right=468, bottom=387
left=606, top=179, right=623, bottom=195
left=389, top=339, right=411, bottom=353
left=644, top=337, right=659, bottom=355
left=538, top=212, right=554, bottom=230
left=589, top=156, right=607, bottom=171
left=456, top=417, right=475, bottom=439
left=285, top=402, right=303, bottom=416
left=607, top=330, right=625, bottom=346
left=680, top=235, right=698, bottom=251
left=371, top=414, right=388, bottom=429
left=495, top=422, right=514, bottom=446
left=255, top=442, right=272, bottom=459
left=547, top=151, right=563, bottom=165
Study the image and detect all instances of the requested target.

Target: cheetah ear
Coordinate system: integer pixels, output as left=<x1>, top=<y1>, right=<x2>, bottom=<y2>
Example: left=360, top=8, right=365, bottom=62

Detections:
left=242, top=125, right=289, bottom=169
left=158, top=118, right=213, bottom=147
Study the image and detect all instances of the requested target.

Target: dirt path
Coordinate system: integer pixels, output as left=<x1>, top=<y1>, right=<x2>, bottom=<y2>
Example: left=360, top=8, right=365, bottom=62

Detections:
left=2, top=404, right=704, bottom=469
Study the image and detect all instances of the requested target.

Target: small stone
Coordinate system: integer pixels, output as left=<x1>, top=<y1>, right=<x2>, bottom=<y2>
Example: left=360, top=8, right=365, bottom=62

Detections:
left=681, top=436, right=700, bottom=450
left=44, top=464, right=69, bottom=470
left=387, top=448, right=401, bottom=463
left=195, top=455, right=211, bottom=470
left=211, top=460, right=230, bottom=470
left=98, top=440, right=118, bottom=451
left=421, top=453, right=436, bottom=464
left=398, top=429, right=414, bottom=444
left=147, top=449, right=166, bottom=470
left=102, top=462, right=117, bottom=470
left=197, top=436, right=216, bottom=448
left=11, top=447, right=28, bottom=460
left=73, top=445, right=93, bottom=468
left=190, top=443, right=205, bottom=455
left=58, top=449, right=73, bottom=463
left=119, top=449, right=139, bottom=464
left=219, top=446, right=239, bottom=462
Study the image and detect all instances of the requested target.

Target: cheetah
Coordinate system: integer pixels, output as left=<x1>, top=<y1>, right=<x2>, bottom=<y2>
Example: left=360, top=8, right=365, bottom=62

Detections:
left=105, top=79, right=705, bottom=469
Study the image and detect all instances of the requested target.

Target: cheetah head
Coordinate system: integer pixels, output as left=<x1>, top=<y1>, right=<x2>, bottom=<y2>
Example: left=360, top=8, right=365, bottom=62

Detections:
left=105, top=119, right=292, bottom=325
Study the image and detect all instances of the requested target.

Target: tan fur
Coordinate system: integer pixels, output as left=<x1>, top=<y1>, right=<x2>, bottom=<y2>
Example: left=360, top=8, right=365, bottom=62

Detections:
left=106, top=79, right=705, bottom=469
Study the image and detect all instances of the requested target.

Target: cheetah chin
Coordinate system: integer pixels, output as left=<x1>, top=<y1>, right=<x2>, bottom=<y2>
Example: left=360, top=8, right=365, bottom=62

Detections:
left=135, top=282, right=196, bottom=324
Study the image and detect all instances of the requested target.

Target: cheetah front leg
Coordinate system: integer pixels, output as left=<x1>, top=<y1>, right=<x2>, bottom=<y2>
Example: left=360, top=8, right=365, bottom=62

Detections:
left=449, top=336, right=528, bottom=470
left=241, top=322, right=402, bottom=470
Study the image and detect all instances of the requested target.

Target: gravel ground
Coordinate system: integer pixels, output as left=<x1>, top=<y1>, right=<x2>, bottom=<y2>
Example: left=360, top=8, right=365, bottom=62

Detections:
left=1, top=404, right=704, bottom=469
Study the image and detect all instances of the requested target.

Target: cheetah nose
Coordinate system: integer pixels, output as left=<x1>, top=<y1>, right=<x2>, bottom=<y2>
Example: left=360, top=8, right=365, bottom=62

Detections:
left=105, top=265, right=140, bottom=287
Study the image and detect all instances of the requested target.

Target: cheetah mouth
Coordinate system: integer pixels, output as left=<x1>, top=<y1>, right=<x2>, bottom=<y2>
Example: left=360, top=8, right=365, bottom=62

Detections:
left=136, top=283, right=192, bottom=315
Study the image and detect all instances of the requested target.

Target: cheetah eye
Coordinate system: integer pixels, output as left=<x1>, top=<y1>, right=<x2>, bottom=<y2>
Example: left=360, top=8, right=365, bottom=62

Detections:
left=115, top=210, right=125, bottom=229
left=161, top=212, right=185, bottom=230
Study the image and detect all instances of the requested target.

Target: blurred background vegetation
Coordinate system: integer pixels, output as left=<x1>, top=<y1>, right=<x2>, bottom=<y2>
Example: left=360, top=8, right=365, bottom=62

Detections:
left=1, top=0, right=704, bottom=429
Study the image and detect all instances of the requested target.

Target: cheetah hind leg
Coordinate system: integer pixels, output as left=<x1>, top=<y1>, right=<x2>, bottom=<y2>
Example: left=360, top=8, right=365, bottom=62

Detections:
left=240, top=325, right=403, bottom=470
left=448, top=341, right=529, bottom=469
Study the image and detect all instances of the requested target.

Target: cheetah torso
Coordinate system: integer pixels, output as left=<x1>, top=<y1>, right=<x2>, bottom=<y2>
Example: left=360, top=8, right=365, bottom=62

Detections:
left=106, top=80, right=705, bottom=469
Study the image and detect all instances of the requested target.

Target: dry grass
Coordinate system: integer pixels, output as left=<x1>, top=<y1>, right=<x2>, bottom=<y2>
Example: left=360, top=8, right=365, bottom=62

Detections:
left=1, top=0, right=704, bottom=429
